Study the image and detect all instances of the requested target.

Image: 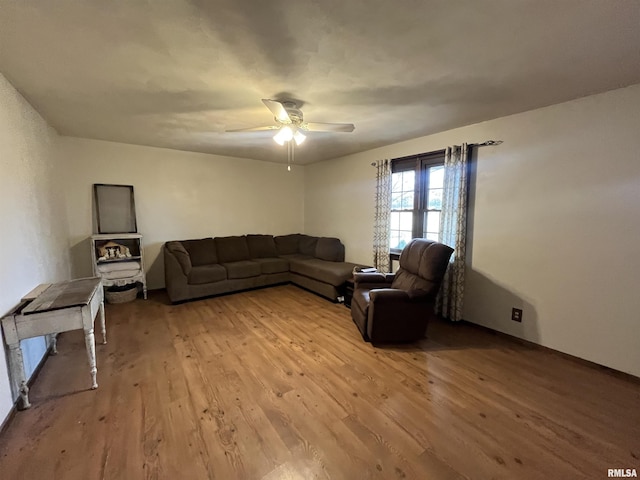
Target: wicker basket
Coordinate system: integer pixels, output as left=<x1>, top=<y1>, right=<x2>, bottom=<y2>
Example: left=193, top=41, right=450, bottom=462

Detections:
left=105, top=284, right=138, bottom=304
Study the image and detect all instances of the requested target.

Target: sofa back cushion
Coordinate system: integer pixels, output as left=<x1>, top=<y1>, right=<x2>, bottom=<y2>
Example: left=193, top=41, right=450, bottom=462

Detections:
left=246, top=234, right=278, bottom=258
left=299, top=235, right=318, bottom=256
left=215, top=236, right=251, bottom=263
left=315, top=237, right=345, bottom=262
left=181, top=238, right=218, bottom=266
left=274, top=234, right=301, bottom=255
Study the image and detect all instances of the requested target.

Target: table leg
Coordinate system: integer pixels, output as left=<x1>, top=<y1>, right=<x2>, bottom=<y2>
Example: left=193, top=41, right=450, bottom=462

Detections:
left=99, top=300, right=107, bottom=344
left=84, top=328, right=98, bottom=390
left=8, top=343, right=31, bottom=409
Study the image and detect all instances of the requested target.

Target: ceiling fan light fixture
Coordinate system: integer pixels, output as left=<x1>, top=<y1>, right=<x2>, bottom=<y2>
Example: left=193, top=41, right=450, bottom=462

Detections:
left=273, top=126, right=293, bottom=145
left=293, top=130, right=306, bottom=146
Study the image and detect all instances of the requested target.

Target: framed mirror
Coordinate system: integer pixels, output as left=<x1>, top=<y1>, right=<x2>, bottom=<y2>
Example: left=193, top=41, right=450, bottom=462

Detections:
left=93, top=184, right=137, bottom=233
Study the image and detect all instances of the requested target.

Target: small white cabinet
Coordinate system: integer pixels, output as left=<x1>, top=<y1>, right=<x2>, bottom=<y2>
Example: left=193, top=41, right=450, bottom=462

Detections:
left=90, top=233, right=147, bottom=299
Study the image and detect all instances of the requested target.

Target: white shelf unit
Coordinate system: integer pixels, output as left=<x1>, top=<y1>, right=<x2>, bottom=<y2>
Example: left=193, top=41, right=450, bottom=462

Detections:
left=90, top=233, right=147, bottom=299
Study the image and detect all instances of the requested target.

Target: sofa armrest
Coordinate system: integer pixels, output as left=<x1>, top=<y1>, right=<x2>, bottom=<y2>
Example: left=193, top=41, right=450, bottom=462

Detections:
left=164, top=242, right=192, bottom=276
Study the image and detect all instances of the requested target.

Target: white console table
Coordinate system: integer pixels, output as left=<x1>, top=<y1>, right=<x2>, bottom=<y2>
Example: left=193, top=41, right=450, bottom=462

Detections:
left=1, top=277, right=106, bottom=409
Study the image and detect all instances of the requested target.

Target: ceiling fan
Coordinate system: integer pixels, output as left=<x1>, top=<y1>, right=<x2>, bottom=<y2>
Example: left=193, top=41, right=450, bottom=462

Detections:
left=226, top=99, right=355, bottom=146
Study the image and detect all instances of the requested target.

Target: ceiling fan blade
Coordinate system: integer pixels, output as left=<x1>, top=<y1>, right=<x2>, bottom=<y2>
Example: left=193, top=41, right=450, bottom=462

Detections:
left=225, top=125, right=278, bottom=132
left=262, top=99, right=291, bottom=123
left=304, top=122, right=355, bottom=133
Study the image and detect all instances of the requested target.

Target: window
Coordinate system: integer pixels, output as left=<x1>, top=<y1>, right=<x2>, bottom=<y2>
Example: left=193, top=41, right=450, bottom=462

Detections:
left=390, top=151, right=445, bottom=251
left=389, top=169, right=415, bottom=251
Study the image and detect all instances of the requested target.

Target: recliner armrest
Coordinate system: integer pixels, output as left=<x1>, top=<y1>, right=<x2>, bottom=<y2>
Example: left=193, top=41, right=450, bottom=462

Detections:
left=354, top=272, right=386, bottom=283
left=405, top=288, right=432, bottom=299
left=369, top=288, right=410, bottom=304
left=354, top=272, right=394, bottom=290
left=370, top=288, right=432, bottom=304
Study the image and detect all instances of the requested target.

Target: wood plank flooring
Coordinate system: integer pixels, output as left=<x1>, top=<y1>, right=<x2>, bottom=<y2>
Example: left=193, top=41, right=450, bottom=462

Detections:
left=0, top=285, right=638, bottom=479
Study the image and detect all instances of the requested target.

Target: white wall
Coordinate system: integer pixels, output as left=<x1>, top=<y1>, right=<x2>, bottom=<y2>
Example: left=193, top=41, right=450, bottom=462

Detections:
left=58, top=138, right=305, bottom=289
left=0, top=74, right=70, bottom=421
left=305, top=83, right=640, bottom=377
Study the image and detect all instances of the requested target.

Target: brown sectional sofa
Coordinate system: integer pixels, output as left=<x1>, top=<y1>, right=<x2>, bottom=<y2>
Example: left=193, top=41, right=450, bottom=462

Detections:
left=164, top=234, right=363, bottom=303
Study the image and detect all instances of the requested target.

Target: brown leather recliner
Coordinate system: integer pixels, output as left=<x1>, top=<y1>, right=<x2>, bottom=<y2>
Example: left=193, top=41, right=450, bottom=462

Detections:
left=351, top=238, right=454, bottom=343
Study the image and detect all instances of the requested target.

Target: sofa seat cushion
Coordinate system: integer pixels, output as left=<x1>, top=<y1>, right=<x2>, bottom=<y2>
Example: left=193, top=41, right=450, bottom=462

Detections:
left=188, top=264, right=227, bottom=285
left=223, top=260, right=261, bottom=279
left=252, top=257, right=289, bottom=274
left=289, top=258, right=355, bottom=287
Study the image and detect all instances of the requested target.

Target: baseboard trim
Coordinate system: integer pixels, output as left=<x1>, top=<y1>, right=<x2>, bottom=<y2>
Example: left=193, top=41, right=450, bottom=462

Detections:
left=457, top=319, right=640, bottom=384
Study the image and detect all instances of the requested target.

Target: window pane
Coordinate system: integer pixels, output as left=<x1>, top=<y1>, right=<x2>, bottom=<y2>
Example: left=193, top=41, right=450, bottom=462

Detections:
left=392, top=173, right=403, bottom=192
left=396, top=230, right=412, bottom=250
left=401, top=192, right=414, bottom=209
left=390, top=211, right=399, bottom=230
left=399, top=211, right=412, bottom=231
left=391, top=192, right=402, bottom=209
left=425, top=232, right=439, bottom=241
left=390, top=231, right=412, bottom=250
left=402, top=171, right=415, bottom=191
left=429, top=166, right=444, bottom=189
left=428, top=188, right=442, bottom=210
left=389, top=231, right=400, bottom=249
left=427, top=211, right=440, bottom=233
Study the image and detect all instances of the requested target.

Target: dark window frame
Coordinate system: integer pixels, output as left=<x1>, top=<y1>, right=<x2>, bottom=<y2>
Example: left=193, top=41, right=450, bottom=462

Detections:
left=390, top=150, right=445, bottom=254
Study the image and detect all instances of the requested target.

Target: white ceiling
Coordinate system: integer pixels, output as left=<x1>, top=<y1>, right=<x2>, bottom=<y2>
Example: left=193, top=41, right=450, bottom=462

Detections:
left=1, top=1, right=639, bottom=165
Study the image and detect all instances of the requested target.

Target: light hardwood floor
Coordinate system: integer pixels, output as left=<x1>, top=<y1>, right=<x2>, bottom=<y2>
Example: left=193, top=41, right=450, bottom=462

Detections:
left=0, top=285, right=638, bottom=479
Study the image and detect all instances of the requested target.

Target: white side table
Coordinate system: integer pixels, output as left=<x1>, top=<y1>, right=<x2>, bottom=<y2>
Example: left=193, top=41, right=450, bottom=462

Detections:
left=1, top=277, right=106, bottom=409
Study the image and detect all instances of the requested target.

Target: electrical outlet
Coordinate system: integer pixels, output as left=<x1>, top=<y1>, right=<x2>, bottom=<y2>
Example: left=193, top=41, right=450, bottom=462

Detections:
left=511, top=308, right=523, bottom=322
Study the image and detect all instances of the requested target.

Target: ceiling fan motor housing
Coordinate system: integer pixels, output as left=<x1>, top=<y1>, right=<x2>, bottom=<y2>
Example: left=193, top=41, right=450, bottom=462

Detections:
left=282, top=102, right=304, bottom=125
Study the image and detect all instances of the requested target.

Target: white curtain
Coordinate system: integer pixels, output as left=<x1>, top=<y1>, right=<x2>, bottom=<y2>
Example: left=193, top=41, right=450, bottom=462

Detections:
left=373, top=159, right=391, bottom=272
left=437, top=144, right=469, bottom=321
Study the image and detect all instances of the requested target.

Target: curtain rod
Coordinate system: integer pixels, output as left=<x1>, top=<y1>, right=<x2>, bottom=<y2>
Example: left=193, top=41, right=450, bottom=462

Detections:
left=474, top=140, right=503, bottom=147
left=370, top=140, right=503, bottom=166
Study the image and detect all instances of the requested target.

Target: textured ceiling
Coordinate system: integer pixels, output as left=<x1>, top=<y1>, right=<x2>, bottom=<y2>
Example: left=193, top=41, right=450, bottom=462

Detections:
left=1, top=0, right=639, bottom=164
